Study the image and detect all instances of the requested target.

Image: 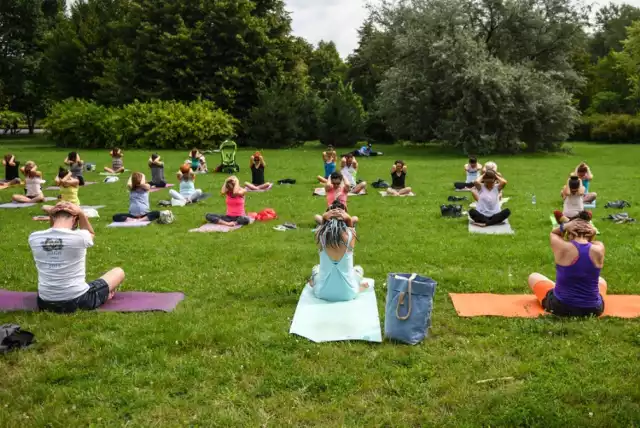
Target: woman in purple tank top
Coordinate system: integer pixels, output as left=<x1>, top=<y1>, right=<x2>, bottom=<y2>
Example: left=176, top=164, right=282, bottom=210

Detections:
left=528, top=212, right=607, bottom=317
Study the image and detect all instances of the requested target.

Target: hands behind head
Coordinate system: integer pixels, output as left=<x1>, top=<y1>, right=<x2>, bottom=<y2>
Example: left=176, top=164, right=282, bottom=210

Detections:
left=564, top=219, right=596, bottom=241
left=52, top=202, right=82, bottom=217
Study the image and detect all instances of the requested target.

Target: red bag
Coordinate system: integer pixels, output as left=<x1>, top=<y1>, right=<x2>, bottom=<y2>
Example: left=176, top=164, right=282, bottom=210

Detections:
left=255, top=208, right=277, bottom=221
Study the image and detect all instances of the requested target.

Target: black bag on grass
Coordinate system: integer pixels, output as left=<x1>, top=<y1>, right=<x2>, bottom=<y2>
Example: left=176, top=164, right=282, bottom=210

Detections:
left=0, top=324, right=35, bottom=354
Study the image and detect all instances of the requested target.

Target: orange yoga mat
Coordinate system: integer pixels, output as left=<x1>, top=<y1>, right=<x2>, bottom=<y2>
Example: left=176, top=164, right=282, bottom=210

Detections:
left=449, top=293, right=640, bottom=318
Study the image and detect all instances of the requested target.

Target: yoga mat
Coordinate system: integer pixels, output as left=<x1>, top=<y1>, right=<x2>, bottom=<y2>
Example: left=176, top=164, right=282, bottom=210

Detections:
left=81, top=205, right=106, bottom=210
left=245, top=183, right=273, bottom=192
left=470, top=197, right=510, bottom=209
left=99, top=170, right=129, bottom=176
left=584, top=201, right=597, bottom=209
left=469, top=219, right=514, bottom=235
left=455, top=188, right=473, bottom=192
left=313, top=187, right=367, bottom=197
left=549, top=215, right=599, bottom=234
left=46, top=182, right=97, bottom=190
left=0, top=289, right=184, bottom=312
left=107, top=221, right=151, bottom=228
left=449, top=293, right=640, bottom=319
left=189, top=223, right=243, bottom=233
left=379, top=191, right=416, bottom=197
left=289, top=280, right=382, bottom=343
left=149, top=184, right=174, bottom=193
left=0, top=202, right=36, bottom=208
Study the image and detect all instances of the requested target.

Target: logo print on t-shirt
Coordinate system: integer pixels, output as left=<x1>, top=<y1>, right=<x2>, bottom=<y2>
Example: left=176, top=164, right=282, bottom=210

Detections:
left=42, top=238, right=63, bottom=252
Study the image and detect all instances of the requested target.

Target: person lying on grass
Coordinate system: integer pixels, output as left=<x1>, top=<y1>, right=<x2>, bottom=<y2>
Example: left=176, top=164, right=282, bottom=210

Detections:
left=64, top=151, right=85, bottom=186
left=169, top=164, right=203, bottom=206
left=42, top=167, right=80, bottom=215
left=148, top=153, right=167, bottom=188
left=245, top=151, right=273, bottom=191
left=112, top=172, right=162, bottom=223
left=314, top=200, right=359, bottom=227
left=574, top=162, right=597, bottom=203
left=554, top=175, right=586, bottom=224
left=29, top=202, right=125, bottom=313
left=12, top=161, right=44, bottom=203
left=2, top=153, right=21, bottom=185
left=454, top=156, right=482, bottom=190
left=469, top=170, right=510, bottom=227
left=309, top=209, right=369, bottom=302
left=205, top=175, right=251, bottom=227
left=387, top=160, right=412, bottom=196
left=528, top=213, right=606, bottom=317
left=104, top=147, right=125, bottom=174
left=317, top=144, right=338, bottom=181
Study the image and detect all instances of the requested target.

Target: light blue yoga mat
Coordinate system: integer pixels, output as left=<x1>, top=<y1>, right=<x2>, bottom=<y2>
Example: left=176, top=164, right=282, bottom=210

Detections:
left=584, top=201, right=596, bottom=209
left=289, top=279, right=382, bottom=343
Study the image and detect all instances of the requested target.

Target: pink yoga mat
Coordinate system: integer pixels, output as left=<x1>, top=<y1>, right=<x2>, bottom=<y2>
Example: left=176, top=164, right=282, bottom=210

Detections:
left=0, top=289, right=184, bottom=312
left=149, top=184, right=174, bottom=193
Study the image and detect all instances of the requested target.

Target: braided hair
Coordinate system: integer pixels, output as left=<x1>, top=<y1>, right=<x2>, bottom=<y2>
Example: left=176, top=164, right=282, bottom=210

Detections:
left=316, top=217, right=350, bottom=249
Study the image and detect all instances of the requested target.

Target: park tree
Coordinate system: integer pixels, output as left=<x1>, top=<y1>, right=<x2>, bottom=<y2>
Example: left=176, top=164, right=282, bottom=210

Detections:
left=307, top=41, right=348, bottom=98
left=589, top=3, right=640, bottom=61
left=0, top=0, right=63, bottom=132
left=319, top=82, right=366, bottom=147
left=372, top=0, right=582, bottom=152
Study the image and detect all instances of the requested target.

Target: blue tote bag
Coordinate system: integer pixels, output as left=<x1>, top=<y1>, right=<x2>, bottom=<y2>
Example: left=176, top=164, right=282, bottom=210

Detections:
left=384, top=273, right=437, bottom=345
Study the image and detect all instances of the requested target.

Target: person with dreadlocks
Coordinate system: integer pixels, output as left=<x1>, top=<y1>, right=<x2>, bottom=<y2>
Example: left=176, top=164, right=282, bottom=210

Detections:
left=528, top=212, right=607, bottom=317
left=309, top=208, right=369, bottom=302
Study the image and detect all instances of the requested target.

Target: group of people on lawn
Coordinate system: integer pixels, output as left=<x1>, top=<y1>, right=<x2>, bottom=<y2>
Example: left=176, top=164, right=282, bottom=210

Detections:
left=4, top=145, right=606, bottom=318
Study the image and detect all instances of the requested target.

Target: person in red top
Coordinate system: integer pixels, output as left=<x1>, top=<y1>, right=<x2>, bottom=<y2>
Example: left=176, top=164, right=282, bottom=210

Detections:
left=205, top=176, right=251, bottom=227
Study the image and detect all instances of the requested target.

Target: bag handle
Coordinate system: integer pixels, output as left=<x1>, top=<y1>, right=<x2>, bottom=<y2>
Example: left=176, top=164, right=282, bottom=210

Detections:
left=396, top=273, right=417, bottom=321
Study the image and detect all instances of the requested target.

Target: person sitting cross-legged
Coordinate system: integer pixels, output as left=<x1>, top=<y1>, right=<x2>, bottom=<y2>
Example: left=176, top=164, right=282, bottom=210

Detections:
left=554, top=175, right=587, bottom=224
left=528, top=213, right=607, bottom=317
left=244, top=152, right=272, bottom=191
left=29, top=202, right=125, bottom=313
left=309, top=209, right=369, bottom=302
left=469, top=170, right=510, bottom=227
left=386, top=160, right=412, bottom=196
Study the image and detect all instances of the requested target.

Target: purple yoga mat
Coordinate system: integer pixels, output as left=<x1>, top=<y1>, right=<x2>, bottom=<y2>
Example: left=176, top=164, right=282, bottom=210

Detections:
left=0, top=289, right=184, bottom=312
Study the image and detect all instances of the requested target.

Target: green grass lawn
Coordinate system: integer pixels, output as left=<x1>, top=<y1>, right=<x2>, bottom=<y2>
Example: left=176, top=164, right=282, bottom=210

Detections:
left=1, top=136, right=640, bottom=427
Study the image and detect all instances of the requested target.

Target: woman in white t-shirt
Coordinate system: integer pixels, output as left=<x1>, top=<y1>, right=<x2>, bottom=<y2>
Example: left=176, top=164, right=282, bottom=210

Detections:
left=469, top=170, right=510, bottom=227
left=12, top=161, right=44, bottom=203
left=554, top=176, right=587, bottom=224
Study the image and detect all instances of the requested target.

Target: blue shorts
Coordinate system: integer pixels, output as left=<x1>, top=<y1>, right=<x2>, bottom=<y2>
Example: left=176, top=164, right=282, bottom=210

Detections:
left=324, top=162, right=336, bottom=178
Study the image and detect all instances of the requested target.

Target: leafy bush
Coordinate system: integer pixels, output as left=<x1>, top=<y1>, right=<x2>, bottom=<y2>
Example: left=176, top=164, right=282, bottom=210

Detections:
left=0, top=110, right=26, bottom=129
left=587, top=92, right=625, bottom=115
left=319, top=82, right=366, bottom=147
left=575, top=114, right=640, bottom=143
left=44, top=99, right=238, bottom=149
left=244, top=85, right=322, bottom=148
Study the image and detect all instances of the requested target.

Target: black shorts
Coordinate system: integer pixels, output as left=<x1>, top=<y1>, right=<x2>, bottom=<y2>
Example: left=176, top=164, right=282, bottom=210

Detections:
left=37, top=279, right=110, bottom=313
left=542, top=290, right=604, bottom=317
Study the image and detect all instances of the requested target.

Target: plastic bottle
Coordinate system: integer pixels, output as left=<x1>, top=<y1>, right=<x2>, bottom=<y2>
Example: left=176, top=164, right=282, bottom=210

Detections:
left=532, top=194, right=536, bottom=205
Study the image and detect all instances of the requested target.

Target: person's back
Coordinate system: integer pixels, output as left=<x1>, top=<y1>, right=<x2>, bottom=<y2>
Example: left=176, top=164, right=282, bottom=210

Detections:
left=554, top=241, right=603, bottom=308
left=150, top=163, right=165, bottom=184
left=180, top=178, right=195, bottom=197
left=129, top=188, right=150, bottom=217
left=5, top=159, right=19, bottom=181
left=29, top=227, right=93, bottom=302
left=69, top=162, right=83, bottom=178
left=312, top=226, right=361, bottom=302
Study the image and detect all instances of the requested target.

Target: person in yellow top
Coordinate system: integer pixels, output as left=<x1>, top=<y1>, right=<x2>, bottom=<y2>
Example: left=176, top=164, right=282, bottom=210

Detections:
left=43, top=168, right=80, bottom=215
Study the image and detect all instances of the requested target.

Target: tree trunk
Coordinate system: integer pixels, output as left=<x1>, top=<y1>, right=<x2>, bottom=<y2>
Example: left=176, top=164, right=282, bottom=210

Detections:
left=27, top=113, right=35, bottom=134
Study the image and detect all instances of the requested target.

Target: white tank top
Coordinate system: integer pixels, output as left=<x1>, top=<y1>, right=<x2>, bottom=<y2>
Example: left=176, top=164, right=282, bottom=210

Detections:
left=476, top=185, right=500, bottom=216
left=563, top=194, right=584, bottom=218
left=341, top=165, right=357, bottom=185
left=25, top=176, right=43, bottom=196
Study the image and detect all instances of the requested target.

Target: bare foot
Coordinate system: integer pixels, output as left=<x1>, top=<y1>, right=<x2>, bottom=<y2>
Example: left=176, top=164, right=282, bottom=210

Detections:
left=108, top=290, right=116, bottom=300
left=359, top=281, right=370, bottom=292
left=472, top=222, right=487, bottom=228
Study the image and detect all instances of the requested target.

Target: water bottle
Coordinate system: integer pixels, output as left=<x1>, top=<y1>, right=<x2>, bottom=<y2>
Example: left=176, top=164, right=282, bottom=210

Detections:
left=532, top=194, right=536, bottom=205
